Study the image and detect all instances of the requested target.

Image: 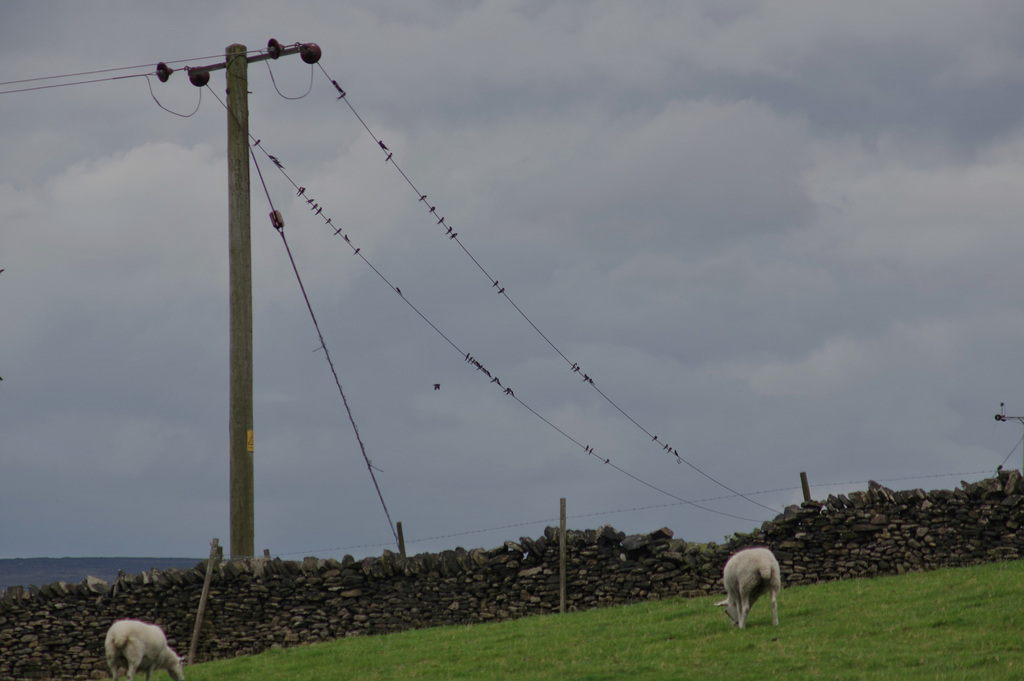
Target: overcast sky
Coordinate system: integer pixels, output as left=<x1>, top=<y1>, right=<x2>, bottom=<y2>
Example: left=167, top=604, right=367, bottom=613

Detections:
left=3, top=1, right=1024, bottom=562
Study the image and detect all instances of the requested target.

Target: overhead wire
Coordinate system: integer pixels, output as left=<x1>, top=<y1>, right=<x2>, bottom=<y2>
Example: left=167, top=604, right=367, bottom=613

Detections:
left=0, top=46, right=270, bottom=97
left=12, top=50, right=1009, bottom=557
left=207, top=81, right=401, bottom=547
left=204, top=82, right=769, bottom=527
left=0, top=50, right=787, bottom=520
left=0, top=72, right=151, bottom=95
left=265, top=60, right=314, bottom=100
left=313, top=62, right=779, bottom=516
left=144, top=75, right=202, bottom=117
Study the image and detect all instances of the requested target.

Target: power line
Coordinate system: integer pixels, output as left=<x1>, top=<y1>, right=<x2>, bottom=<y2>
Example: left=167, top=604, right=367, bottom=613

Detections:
left=222, top=87, right=399, bottom=547
left=0, top=72, right=151, bottom=95
left=144, top=75, right=202, bottom=117
left=209, top=91, right=770, bottom=526
left=313, top=62, right=778, bottom=517
left=0, top=53, right=226, bottom=88
left=0, top=46, right=272, bottom=96
left=6, top=46, right=780, bottom=522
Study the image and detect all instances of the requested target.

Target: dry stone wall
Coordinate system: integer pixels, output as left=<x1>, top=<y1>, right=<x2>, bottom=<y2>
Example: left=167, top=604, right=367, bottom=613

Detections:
left=3, top=472, right=1023, bottom=680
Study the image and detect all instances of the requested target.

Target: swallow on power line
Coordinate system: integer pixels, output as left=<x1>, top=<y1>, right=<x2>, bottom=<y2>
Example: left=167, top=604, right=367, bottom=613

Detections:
left=429, top=206, right=436, bottom=213
left=333, top=226, right=343, bottom=236
left=504, top=387, right=514, bottom=397
left=385, top=153, right=393, bottom=163
left=378, top=140, right=389, bottom=151
left=437, top=216, right=445, bottom=225
left=419, top=195, right=428, bottom=202
left=449, top=232, right=458, bottom=239
left=497, top=288, right=505, bottom=294
left=396, top=287, right=402, bottom=296
left=353, top=248, right=360, bottom=255
left=490, top=376, right=502, bottom=386
left=297, top=187, right=306, bottom=196
left=492, top=280, right=499, bottom=288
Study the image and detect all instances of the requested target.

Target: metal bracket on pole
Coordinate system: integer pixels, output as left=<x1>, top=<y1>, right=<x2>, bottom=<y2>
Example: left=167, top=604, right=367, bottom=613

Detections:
left=994, top=402, right=1024, bottom=471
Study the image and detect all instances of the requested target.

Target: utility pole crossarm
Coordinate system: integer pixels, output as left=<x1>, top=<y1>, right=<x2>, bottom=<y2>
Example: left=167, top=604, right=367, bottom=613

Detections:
left=155, top=39, right=321, bottom=86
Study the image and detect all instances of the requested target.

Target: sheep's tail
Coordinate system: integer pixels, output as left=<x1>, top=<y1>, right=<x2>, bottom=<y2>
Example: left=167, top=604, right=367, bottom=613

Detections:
left=108, top=629, right=130, bottom=652
left=760, top=560, right=782, bottom=591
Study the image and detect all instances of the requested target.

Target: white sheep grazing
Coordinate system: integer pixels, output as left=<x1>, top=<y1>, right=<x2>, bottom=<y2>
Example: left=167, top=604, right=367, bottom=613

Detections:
left=714, top=547, right=781, bottom=629
left=104, top=619, right=185, bottom=681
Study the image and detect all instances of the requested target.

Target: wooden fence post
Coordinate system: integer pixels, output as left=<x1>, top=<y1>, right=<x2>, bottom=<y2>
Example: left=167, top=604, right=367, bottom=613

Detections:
left=559, top=498, right=566, bottom=614
left=800, top=471, right=811, bottom=503
left=397, top=522, right=407, bottom=559
left=188, top=538, right=221, bottom=665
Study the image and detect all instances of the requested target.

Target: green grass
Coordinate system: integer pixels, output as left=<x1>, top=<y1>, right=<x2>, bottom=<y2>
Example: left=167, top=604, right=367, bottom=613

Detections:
left=174, top=560, right=1024, bottom=681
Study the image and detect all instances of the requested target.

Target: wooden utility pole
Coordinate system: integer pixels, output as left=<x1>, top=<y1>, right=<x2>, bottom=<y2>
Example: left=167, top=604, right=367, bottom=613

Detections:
left=175, top=40, right=321, bottom=561
left=227, top=43, right=255, bottom=560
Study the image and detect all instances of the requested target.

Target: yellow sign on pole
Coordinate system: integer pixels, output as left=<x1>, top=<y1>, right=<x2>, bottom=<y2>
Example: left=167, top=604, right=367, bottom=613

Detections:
left=247, top=430, right=254, bottom=453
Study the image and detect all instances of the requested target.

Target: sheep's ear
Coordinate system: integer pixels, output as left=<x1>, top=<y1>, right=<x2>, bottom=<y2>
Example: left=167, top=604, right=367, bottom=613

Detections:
left=714, top=599, right=727, bottom=607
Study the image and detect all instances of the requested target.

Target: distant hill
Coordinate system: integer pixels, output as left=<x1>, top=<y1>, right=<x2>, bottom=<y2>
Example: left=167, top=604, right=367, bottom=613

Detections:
left=0, top=557, right=202, bottom=593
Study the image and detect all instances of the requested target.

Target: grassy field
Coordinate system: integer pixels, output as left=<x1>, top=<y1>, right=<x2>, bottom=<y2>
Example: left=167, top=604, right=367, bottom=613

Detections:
left=175, top=560, right=1024, bottom=681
